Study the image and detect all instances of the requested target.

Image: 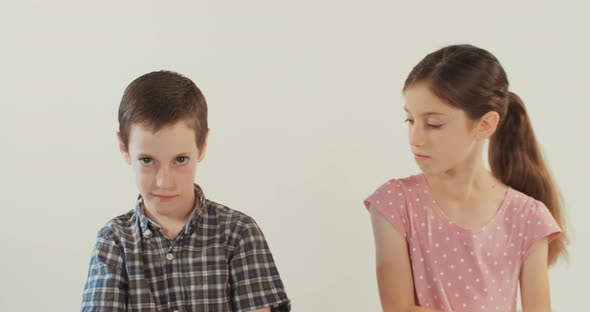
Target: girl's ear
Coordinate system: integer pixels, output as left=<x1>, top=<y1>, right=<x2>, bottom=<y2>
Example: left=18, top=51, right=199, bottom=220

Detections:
left=476, top=111, right=500, bottom=140
left=116, top=132, right=131, bottom=164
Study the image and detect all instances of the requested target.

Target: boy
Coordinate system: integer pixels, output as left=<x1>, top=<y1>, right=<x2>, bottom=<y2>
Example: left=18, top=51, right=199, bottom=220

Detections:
left=81, top=71, right=290, bottom=312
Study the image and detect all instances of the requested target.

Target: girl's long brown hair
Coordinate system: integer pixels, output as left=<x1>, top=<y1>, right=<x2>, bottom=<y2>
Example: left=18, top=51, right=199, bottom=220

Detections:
left=403, top=44, right=567, bottom=265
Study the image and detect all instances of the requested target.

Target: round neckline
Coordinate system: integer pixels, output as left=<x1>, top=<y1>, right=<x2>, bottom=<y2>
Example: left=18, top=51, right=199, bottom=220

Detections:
left=419, top=173, right=512, bottom=234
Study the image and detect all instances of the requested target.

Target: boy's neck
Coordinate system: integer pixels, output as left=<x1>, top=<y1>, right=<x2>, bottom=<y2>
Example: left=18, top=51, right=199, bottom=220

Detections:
left=142, top=193, right=197, bottom=239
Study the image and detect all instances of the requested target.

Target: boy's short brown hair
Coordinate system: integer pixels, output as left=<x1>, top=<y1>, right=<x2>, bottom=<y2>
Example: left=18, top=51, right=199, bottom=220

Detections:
left=118, top=70, right=208, bottom=150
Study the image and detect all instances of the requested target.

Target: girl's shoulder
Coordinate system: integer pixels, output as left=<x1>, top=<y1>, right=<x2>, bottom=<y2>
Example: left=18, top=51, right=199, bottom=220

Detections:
left=501, top=187, right=559, bottom=235
left=372, top=173, right=425, bottom=194
left=364, top=173, right=426, bottom=210
left=363, top=174, right=426, bottom=239
left=504, top=187, right=546, bottom=215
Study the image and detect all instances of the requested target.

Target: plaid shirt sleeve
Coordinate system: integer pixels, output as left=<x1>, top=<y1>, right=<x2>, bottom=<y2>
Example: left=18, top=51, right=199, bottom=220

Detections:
left=81, top=227, right=128, bottom=311
left=229, top=217, right=290, bottom=312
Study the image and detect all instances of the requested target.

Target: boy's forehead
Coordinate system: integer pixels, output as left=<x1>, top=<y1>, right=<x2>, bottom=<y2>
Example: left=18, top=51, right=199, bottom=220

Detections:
left=127, top=121, right=199, bottom=153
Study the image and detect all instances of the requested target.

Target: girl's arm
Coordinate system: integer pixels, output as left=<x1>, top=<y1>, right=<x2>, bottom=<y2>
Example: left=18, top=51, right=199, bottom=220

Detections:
left=520, top=238, right=552, bottom=312
left=370, top=206, right=443, bottom=312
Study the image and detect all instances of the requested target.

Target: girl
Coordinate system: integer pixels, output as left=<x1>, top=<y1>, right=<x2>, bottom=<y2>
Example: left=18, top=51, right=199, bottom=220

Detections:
left=364, top=44, right=567, bottom=312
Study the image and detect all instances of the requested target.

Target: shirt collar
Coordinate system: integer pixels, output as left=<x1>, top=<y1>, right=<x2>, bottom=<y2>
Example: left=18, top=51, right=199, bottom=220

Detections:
left=135, top=184, right=206, bottom=237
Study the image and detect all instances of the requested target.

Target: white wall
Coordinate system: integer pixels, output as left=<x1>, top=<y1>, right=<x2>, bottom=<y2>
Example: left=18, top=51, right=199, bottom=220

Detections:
left=1, top=1, right=588, bottom=311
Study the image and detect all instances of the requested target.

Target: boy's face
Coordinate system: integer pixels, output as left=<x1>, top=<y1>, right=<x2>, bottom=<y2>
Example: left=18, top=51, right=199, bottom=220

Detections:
left=117, top=121, right=208, bottom=216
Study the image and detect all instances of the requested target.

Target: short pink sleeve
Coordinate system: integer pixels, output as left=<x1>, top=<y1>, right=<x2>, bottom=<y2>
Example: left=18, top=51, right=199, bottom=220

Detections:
left=364, top=179, right=410, bottom=239
left=520, top=200, right=561, bottom=262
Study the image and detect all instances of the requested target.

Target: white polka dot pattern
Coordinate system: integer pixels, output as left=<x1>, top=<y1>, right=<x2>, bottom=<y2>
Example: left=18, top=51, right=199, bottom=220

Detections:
left=364, top=174, right=561, bottom=312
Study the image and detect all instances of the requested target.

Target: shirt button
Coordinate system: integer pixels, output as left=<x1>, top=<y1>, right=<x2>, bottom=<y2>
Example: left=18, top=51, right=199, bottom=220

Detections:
left=166, top=253, right=174, bottom=261
left=143, top=230, right=152, bottom=238
left=173, top=310, right=180, bottom=312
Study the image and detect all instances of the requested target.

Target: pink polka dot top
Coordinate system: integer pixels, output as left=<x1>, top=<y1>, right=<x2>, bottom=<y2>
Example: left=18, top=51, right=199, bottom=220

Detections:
left=364, top=174, right=561, bottom=312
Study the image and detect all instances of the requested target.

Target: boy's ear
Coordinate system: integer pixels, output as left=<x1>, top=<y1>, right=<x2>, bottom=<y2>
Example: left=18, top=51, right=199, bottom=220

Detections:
left=116, top=132, right=131, bottom=164
left=475, top=111, right=500, bottom=141
left=197, top=129, right=210, bottom=162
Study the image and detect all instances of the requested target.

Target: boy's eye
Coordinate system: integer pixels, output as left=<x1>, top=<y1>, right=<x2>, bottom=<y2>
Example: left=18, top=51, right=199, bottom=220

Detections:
left=428, top=124, right=443, bottom=129
left=139, top=157, right=153, bottom=165
left=176, top=156, right=189, bottom=164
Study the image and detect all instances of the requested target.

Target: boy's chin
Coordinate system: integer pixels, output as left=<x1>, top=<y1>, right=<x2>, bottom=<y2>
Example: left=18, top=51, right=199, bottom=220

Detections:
left=143, top=192, right=195, bottom=210
left=143, top=198, right=183, bottom=215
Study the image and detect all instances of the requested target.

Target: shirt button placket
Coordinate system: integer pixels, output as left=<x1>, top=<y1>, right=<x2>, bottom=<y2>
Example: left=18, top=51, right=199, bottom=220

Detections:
left=143, top=229, right=152, bottom=238
left=165, top=251, right=178, bottom=312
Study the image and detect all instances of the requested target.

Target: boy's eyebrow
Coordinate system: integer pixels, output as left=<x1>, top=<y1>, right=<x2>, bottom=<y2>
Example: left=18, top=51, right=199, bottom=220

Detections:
left=136, top=152, right=193, bottom=158
left=403, top=106, right=448, bottom=117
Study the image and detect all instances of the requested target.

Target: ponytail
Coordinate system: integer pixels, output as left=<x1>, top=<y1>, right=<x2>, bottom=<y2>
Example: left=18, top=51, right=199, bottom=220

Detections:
left=489, top=92, right=568, bottom=265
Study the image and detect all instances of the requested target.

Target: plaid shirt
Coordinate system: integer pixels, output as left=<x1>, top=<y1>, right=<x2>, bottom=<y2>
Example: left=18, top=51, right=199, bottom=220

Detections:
left=81, top=184, right=290, bottom=312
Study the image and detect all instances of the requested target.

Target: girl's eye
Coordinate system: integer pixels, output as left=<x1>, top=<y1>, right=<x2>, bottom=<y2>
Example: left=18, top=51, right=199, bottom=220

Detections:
left=139, top=157, right=153, bottom=165
left=404, top=118, right=414, bottom=124
left=176, top=156, right=189, bottom=164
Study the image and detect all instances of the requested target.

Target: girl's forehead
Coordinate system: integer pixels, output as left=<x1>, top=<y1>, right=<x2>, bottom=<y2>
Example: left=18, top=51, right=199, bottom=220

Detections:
left=403, top=85, right=462, bottom=117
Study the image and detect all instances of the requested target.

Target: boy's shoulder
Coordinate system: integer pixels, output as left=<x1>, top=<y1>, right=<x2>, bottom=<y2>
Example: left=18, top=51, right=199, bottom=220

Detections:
left=94, top=209, right=137, bottom=243
left=201, top=198, right=261, bottom=232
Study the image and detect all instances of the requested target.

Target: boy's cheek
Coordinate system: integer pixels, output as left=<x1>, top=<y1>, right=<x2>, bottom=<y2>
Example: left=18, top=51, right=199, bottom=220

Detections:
left=133, top=171, right=154, bottom=190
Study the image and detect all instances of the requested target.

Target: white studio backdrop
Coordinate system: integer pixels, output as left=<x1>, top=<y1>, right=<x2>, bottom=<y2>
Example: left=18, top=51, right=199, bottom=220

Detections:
left=1, top=1, right=588, bottom=311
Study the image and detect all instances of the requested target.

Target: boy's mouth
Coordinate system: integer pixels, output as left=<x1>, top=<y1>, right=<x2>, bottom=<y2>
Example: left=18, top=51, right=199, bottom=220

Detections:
left=153, top=194, right=177, bottom=200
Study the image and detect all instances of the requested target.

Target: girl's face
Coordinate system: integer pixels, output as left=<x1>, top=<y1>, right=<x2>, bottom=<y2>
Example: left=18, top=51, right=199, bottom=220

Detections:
left=403, top=84, right=483, bottom=175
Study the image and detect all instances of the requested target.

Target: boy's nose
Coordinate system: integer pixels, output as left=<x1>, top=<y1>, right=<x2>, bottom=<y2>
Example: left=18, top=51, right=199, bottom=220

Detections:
left=156, top=168, right=174, bottom=189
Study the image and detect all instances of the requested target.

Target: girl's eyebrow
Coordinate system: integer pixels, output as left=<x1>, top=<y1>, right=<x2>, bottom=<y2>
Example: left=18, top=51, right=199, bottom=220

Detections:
left=404, top=107, right=448, bottom=117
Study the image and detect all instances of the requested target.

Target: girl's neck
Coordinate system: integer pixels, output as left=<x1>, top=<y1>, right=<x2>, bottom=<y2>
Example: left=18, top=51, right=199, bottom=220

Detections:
left=425, top=157, right=505, bottom=203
